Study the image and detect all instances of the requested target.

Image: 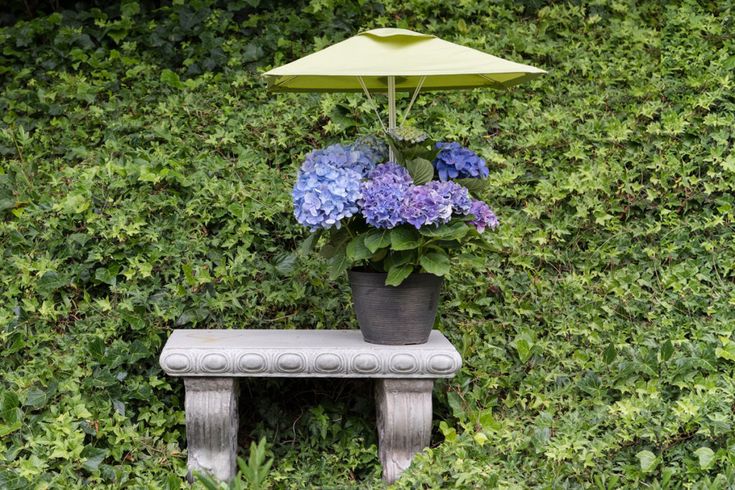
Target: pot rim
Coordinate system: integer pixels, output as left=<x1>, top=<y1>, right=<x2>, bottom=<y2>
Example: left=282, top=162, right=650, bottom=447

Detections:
left=348, top=269, right=443, bottom=288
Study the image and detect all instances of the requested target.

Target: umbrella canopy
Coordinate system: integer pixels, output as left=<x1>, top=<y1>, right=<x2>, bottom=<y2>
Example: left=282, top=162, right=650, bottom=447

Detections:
left=264, top=27, right=544, bottom=160
left=263, top=28, right=546, bottom=93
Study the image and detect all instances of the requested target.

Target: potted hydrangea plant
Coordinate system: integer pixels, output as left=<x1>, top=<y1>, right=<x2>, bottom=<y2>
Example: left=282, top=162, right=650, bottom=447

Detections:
left=292, top=128, right=498, bottom=345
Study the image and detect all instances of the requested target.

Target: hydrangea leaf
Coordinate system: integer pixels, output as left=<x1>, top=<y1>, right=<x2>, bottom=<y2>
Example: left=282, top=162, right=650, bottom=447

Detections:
left=419, top=251, right=450, bottom=276
left=364, top=230, right=391, bottom=253
left=327, top=249, right=350, bottom=280
left=390, top=227, right=420, bottom=250
left=382, top=250, right=415, bottom=271
left=385, top=264, right=413, bottom=286
left=405, top=158, right=434, bottom=185
left=319, top=228, right=350, bottom=259
left=346, top=235, right=372, bottom=260
left=454, top=178, right=488, bottom=197
left=419, top=222, right=469, bottom=240
left=297, top=231, right=321, bottom=254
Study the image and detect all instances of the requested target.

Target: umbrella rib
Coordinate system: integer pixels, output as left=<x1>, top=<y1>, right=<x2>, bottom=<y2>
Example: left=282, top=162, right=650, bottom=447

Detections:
left=272, top=76, right=297, bottom=89
left=401, top=76, right=426, bottom=125
left=477, top=74, right=507, bottom=90
left=357, top=76, right=387, bottom=132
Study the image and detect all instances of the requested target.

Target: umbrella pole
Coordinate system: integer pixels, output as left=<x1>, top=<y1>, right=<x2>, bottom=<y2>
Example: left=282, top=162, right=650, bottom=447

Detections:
left=388, top=76, right=396, bottom=161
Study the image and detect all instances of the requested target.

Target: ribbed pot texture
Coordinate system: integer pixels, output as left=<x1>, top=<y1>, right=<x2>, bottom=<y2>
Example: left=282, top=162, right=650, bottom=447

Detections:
left=348, top=271, right=443, bottom=345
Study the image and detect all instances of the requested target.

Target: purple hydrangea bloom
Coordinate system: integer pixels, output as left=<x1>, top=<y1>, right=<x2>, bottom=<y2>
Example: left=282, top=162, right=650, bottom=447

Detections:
left=443, top=181, right=472, bottom=214
left=400, top=181, right=454, bottom=228
left=367, top=162, right=412, bottom=184
left=360, top=163, right=412, bottom=229
left=433, top=142, right=490, bottom=181
left=293, top=146, right=367, bottom=231
left=467, top=200, right=499, bottom=233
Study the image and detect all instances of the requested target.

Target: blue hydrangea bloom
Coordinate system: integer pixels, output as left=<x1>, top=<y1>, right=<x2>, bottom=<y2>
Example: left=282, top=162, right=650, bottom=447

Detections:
left=301, top=143, right=376, bottom=178
left=359, top=163, right=412, bottom=229
left=293, top=145, right=367, bottom=231
left=467, top=200, right=499, bottom=233
left=433, top=142, right=490, bottom=181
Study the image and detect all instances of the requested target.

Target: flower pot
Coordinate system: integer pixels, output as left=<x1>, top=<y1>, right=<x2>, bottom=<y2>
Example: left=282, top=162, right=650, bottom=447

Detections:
left=348, top=270, right=443, bottom=345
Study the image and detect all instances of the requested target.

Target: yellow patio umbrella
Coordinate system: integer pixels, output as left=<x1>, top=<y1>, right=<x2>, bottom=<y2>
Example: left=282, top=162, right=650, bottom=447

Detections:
left=263, top=28, right=545, bottom=156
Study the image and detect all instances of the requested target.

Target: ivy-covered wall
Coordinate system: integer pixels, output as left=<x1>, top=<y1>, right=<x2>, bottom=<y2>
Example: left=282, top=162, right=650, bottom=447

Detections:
left=1, top=1, right=734, bottom=487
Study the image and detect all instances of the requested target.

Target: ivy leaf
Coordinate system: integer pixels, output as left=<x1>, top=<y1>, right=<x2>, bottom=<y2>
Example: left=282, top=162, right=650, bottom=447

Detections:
left=439, top=421, right=457, bottom=442
left=419, top=251, right=450, bottom=276
left=636, top=450, right=657, bottom=473
left=390, top=227, right=420, bottom=251
left=385, top=264, right=413, bottom=286
left=447, top=391, right=464, bottom=418
left=603, top=343, right=617, bottom=364
left=693, top=447, right=715, bottom=469
left=160, top=69, right=184, bottom=89
left=405, top=158, right=434, bottom=185
left=659, top=339, right=674, bottom=362
left=715, top=337, right=735, bottom=362
left=512, top=332, right=536, bottom=363
left=81, top=446, right=108, bottom=472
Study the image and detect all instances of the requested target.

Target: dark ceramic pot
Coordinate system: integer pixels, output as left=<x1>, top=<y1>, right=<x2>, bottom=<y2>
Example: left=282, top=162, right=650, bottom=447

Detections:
left=348, top=270, right=443, bottom=345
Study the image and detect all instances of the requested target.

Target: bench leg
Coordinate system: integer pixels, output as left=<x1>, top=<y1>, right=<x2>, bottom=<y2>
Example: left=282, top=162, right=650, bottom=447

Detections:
left=375, top=379, right=433, bottom=483
left=184, top=378, right=239, bottom=482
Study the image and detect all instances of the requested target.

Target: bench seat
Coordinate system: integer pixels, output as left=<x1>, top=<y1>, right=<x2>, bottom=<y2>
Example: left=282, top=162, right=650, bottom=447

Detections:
left=159, top=329, right=462, bottom=483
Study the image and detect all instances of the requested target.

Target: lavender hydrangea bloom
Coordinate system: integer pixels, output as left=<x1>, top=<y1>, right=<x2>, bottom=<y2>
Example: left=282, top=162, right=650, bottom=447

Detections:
left=293, top=146, right=367, bottom=231
left=433, top=142, right=490, bottom=181
left=400, top=181, right=454, bottom=228
left=467, top=200, right=499, bottom=233
left=367, top=162, right=412, bottom=184
left=360, top=163, right=412, bottom=229
left=444, top=181, right=472, bottom=214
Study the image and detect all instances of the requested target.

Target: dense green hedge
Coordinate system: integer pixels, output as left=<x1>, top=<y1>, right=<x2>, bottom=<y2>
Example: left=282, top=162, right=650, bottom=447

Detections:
left=1, top=1, right=734, bottom=488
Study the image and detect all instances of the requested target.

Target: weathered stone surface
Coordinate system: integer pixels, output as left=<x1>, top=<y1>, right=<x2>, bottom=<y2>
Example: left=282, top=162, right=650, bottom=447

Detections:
left=184, top=378, right=239, bottom=482
left=160, top=330, right=461, bottom=378
left=375, top=379, right=433, bottom=484
left=160, top=329, right=462, bottom=484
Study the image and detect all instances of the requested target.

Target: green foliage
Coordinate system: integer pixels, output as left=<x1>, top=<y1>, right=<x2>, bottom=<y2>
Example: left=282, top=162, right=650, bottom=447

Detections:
left=196, top=437, right=273, bottom=489
left=1, top=0, right=734, bottom=488
left=385, top=124, right=438, bottom=171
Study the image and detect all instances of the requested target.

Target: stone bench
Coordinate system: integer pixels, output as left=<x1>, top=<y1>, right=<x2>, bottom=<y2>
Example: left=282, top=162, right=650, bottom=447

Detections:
left=159, top=329, right=462, bottom=483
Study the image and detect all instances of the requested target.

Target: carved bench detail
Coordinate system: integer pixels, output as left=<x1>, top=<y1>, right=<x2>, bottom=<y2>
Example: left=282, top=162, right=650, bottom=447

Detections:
left=160, top=329, right=461, bottom=483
